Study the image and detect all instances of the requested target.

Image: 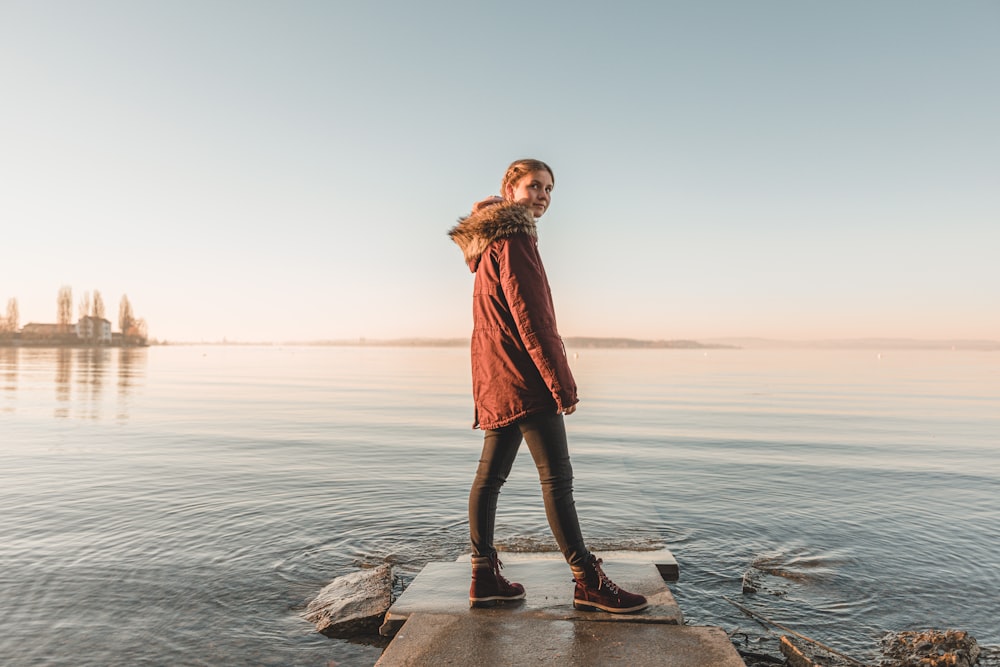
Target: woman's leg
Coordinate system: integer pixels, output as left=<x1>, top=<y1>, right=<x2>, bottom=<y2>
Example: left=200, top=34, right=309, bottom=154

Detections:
left=468, top=423, right=522, bottom=557
left=468, top=424, right=526, bottom=606
left=519, top=412, right=590, bottom=569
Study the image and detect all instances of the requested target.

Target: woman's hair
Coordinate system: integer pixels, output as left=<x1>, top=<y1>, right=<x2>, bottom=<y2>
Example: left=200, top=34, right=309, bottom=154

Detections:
left=501, top=159, right=554, bottom=199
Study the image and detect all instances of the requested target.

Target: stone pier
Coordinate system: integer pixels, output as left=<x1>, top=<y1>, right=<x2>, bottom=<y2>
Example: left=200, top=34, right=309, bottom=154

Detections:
left=374, top=549, right=746, bottom=667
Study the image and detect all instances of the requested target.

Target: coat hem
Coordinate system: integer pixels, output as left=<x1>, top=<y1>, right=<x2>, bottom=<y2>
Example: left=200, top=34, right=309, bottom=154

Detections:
left=474, top=405, right=554, bottom=431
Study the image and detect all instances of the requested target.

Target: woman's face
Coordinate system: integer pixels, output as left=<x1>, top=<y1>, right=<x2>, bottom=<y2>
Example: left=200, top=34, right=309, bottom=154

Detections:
left=505, top=170, right=553, bottom=218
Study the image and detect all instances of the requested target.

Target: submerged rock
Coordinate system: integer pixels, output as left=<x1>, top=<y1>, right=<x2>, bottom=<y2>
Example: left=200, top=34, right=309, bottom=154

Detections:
left=303, top=564, right=394, bottom=638
left=879, top=629, right=980, bottom=667
left=741, top=569, right=761, bottom=594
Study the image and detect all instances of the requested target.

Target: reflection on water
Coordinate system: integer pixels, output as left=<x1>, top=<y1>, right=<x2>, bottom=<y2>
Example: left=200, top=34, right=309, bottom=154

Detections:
left=0, top=346, right=147, bottom=422
left=75, top=348, right=109, bottom=420
left=55, top=348, right=72, bottom=418
left=117, top=347, right=143, bottom=421
left=2, top=347, right=17, bottom=413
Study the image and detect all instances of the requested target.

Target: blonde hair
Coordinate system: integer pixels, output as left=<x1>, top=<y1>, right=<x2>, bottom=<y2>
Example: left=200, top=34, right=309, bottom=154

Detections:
left=501, top=159, right=554, bottom=199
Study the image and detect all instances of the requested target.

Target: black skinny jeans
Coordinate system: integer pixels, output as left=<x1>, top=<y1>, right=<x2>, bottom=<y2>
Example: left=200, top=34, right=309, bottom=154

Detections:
left=469, top=411, right=590, bottom=568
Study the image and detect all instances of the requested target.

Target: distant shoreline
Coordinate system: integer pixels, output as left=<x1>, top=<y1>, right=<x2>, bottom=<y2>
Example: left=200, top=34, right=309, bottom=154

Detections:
left=704, top=337, right=1000, bottom=351
left=135, top=337, right=999, bottom=351
left=0, top=341, right=149, bottom=349
left=141, top=337, right=735, bottom=349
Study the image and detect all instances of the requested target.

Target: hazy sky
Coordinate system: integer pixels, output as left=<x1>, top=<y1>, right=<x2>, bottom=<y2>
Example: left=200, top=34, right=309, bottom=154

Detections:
left=2, top=1, right=997, bottom=342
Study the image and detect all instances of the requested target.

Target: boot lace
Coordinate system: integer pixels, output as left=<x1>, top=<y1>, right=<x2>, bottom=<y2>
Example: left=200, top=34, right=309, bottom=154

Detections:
left=592, top=557, right=621, bottom=594
left=492, top=555, right=514, bottom=587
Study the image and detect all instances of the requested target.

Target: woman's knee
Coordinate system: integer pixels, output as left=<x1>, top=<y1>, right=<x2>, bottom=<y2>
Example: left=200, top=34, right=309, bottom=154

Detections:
left=472, top=466, right=508, bottom=492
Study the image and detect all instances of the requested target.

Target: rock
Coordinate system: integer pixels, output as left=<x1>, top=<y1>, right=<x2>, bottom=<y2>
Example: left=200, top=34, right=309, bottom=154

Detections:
left=303, top=564, right=394, bottom=638
left=879, top=629, right=980, bottom=667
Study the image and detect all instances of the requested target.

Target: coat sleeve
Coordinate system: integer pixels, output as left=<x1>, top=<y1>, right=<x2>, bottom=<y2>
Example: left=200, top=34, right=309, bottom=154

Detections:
left=499, top=234, right=579, bottom=411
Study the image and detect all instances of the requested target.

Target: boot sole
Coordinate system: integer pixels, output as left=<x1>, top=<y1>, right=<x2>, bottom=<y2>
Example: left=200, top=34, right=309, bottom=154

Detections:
left=469, top=593, right=526, bottom=608
left=574, top=600, right=649, bottom=614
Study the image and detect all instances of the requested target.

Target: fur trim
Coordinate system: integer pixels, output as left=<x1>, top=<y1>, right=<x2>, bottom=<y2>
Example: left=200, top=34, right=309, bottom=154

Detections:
left=448, top=201, right=537, bottom=270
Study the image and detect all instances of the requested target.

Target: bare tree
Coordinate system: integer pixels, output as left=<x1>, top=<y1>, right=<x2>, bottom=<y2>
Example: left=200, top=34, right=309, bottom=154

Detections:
left=93, top=290, right=105, bottom=320
left=5, top=298, right=18, bottom=332
left=134, top=318, right=148, bottom=342
left=119, top=295, right=134, bottom=338
left=79, top=291, right=92, bottom=321
left=58, top=286, right=73, bottom=332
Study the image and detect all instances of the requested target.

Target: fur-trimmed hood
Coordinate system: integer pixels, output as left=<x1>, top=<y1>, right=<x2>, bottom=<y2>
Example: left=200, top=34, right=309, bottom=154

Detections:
left=448, top=201, right=537, bottom=272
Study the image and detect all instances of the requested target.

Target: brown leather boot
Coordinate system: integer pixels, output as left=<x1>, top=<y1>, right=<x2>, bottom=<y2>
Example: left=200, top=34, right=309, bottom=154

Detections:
left=571, top=554, right=648, bottom=614
left=469, top=553, right=525, bottom=608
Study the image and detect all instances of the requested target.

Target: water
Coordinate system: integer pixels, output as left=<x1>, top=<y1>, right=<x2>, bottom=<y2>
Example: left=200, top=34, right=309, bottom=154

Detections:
left=1, top=345, right=998, bottom=666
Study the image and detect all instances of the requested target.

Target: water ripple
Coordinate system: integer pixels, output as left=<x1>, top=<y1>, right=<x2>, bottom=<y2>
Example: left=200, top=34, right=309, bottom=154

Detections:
left=2, top=346, right=997, bottom=665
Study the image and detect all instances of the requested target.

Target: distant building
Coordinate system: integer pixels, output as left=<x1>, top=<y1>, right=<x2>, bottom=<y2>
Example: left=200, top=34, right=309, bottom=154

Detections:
left=21, top=323, right=62, bottom=340
left=76, top=316, right=112, bottom=343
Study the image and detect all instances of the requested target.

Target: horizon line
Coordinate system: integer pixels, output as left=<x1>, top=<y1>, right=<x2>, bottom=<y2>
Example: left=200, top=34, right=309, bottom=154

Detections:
left=148, top=335, right=1000, bottom=351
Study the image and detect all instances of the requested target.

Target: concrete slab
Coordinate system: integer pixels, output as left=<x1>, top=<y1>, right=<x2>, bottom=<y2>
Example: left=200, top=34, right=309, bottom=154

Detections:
left=375, top=613, right=746, bottom=667
left=380, top=560, right=682, bottom=637
left=454, top=549, right=680, bottom=582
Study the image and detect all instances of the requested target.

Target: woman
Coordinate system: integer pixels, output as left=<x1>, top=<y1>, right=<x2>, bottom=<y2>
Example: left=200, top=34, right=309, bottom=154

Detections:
left=448, top=159, right=648, bottom=614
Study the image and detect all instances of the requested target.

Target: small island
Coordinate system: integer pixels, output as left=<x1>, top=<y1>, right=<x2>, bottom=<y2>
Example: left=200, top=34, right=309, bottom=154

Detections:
left=0, top=286, right=149, bottom=348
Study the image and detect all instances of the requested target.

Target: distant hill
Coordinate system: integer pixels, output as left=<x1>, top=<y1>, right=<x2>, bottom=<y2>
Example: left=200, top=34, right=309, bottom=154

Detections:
left=291, top=337, right=734, bottom=349
left=563, top=337, right=736, bottom=349
left=705, top=337, right=1000, bottom=351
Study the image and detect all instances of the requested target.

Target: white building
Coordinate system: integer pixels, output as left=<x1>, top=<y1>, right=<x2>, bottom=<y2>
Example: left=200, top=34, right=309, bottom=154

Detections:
left=76, top=316, right=112, bottom=343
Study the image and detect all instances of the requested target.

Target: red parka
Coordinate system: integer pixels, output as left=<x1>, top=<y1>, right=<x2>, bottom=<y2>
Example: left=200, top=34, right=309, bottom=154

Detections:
left=448, top=201, right=579, bottom=429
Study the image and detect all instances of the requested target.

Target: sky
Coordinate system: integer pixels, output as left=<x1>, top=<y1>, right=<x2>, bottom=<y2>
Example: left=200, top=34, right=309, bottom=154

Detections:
left=1, top=1, right=998, bottom=343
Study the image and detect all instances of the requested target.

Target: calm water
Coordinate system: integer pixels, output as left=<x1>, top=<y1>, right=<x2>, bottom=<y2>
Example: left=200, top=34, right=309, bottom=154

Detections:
left=1, top=345, right=998, bottom=666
